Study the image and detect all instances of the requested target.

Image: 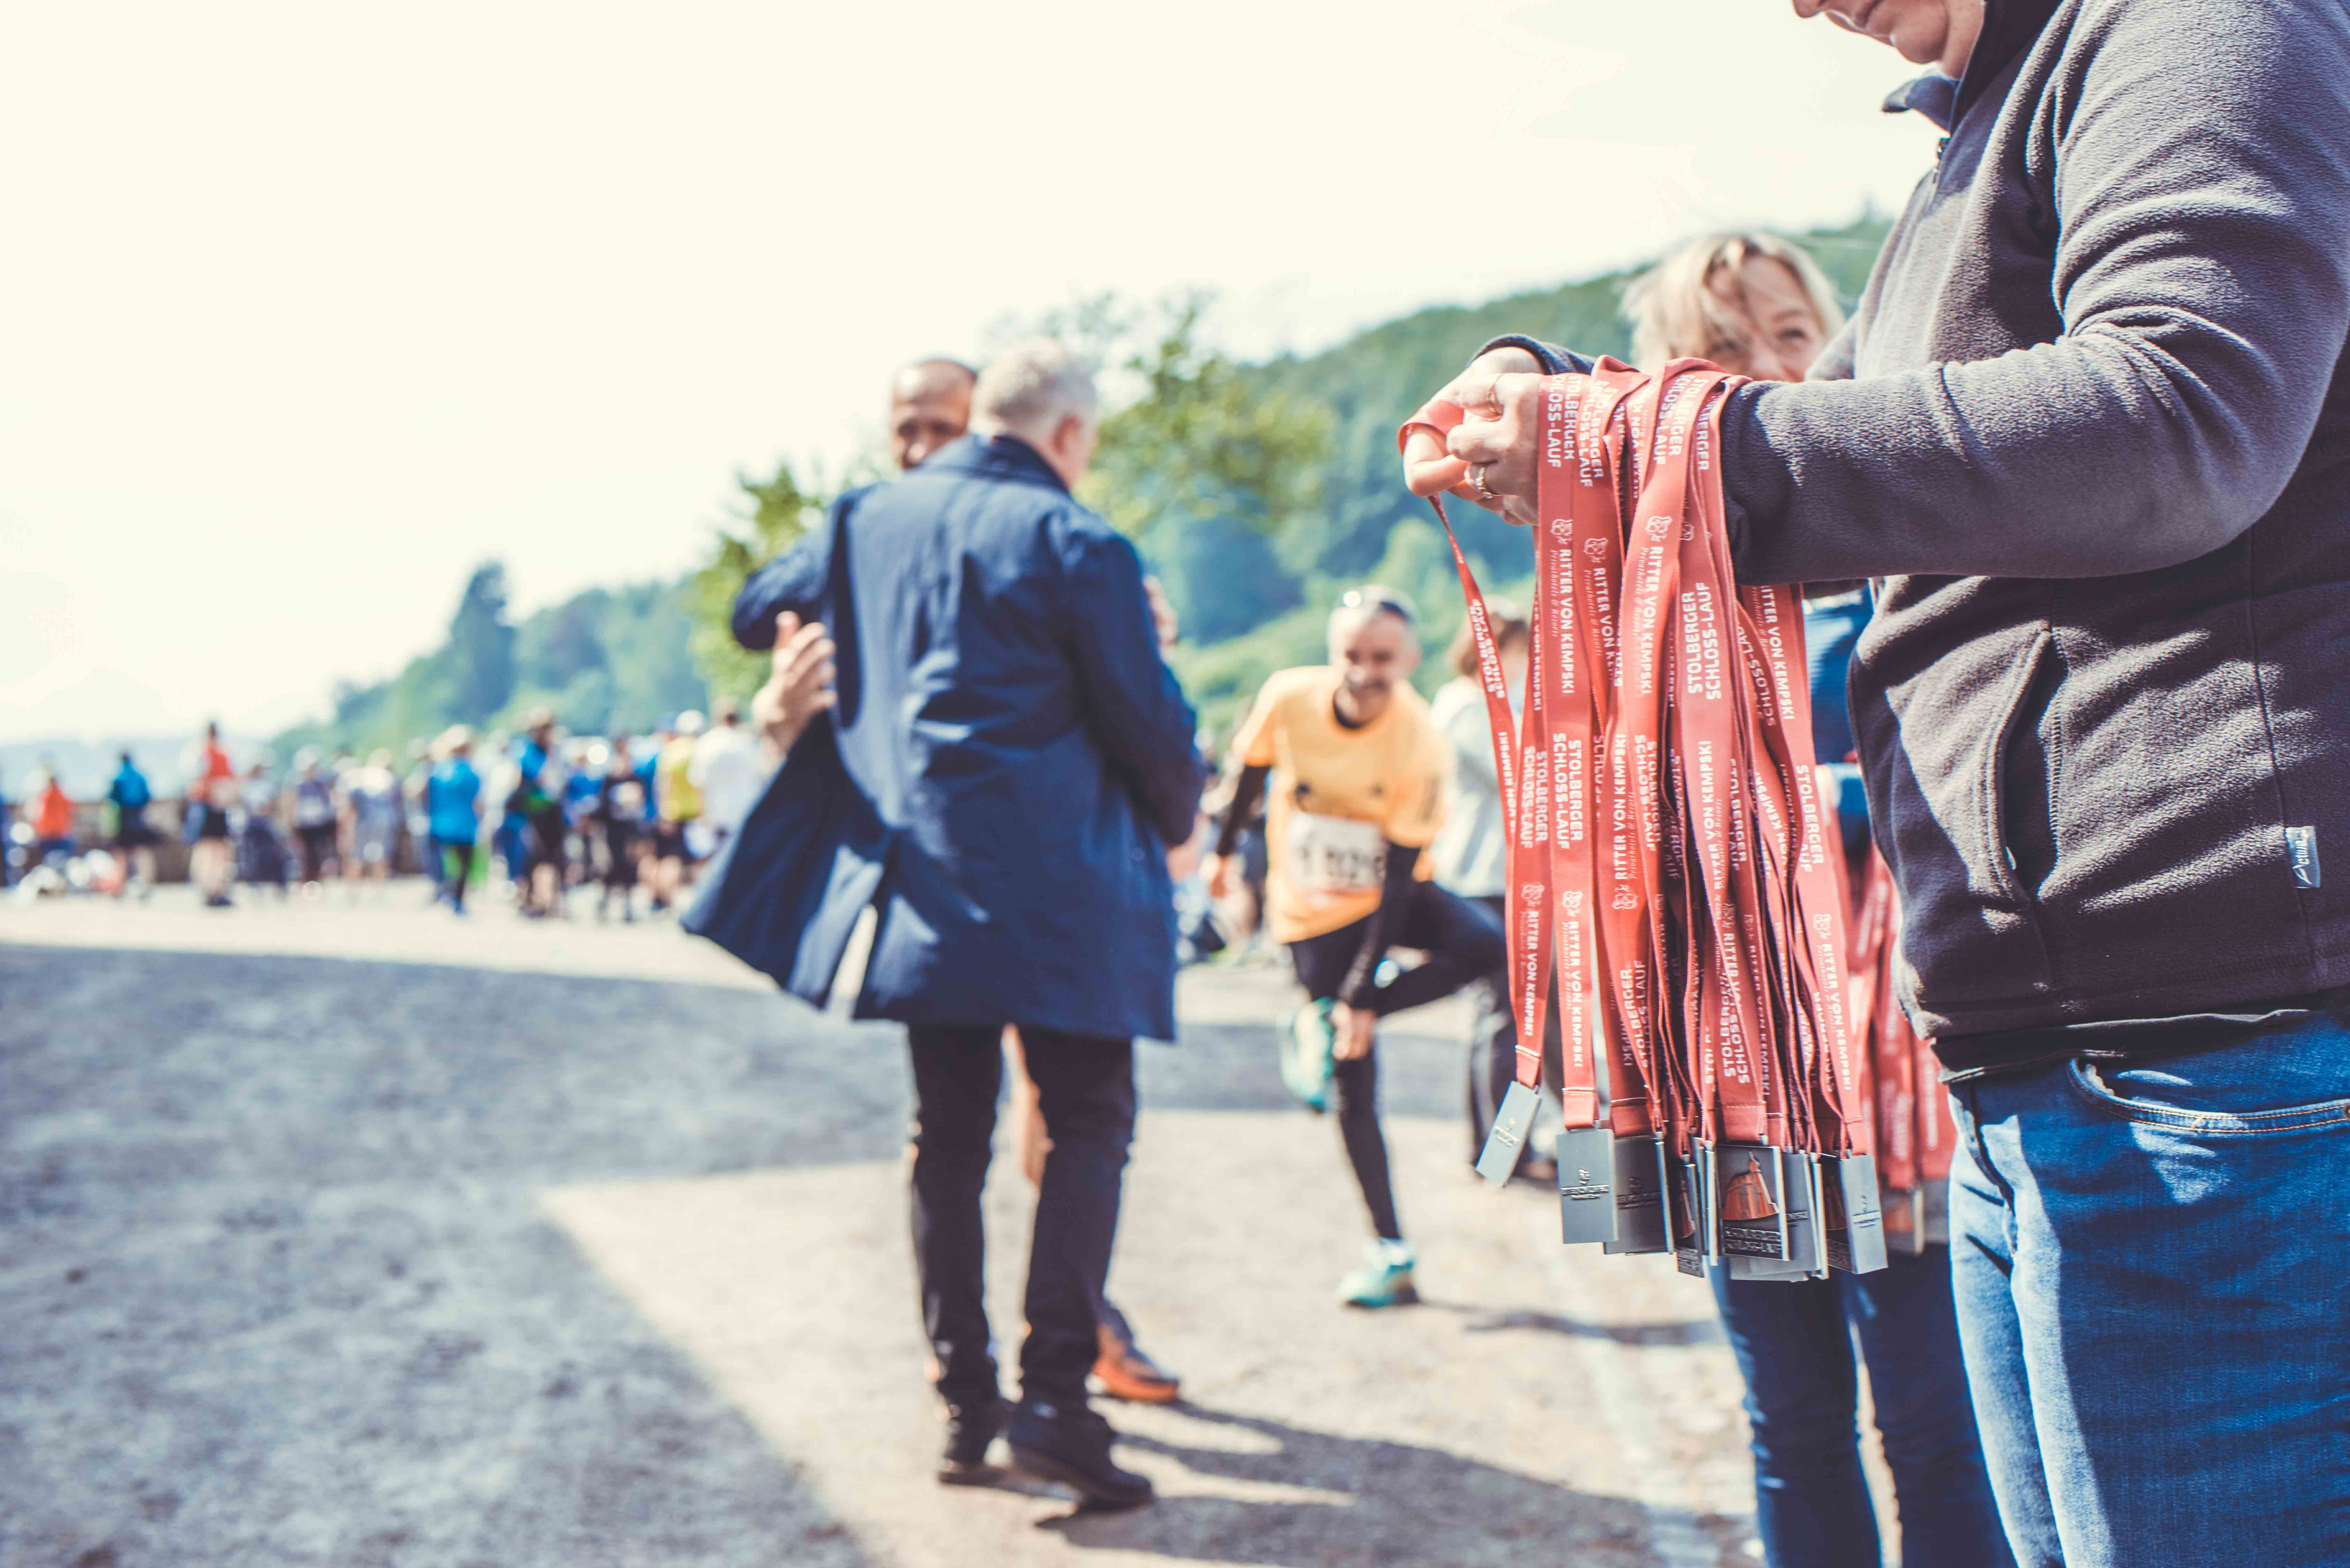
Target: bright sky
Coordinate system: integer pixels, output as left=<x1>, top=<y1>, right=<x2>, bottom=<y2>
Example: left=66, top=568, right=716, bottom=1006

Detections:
left=0, top=1, right=1940, bottom=743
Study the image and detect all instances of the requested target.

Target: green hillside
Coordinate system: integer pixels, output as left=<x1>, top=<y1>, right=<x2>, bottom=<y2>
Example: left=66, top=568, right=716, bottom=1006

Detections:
left=284, top=212, right=1892, bottom=758
left=274, top=564, right=706, bottom=759
left=1162, top=212, right=1893, bottom=736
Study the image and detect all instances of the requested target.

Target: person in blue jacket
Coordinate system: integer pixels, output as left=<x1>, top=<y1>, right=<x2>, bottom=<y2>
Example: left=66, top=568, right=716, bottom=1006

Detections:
left=107, top=749, right=159, bottom=897
left=703, top=341, right=1202, bottom=1509
left=425, top=730, right=484, bottom=916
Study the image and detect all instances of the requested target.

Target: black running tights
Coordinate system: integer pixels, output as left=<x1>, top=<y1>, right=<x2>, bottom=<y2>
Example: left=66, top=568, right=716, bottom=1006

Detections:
left=1288, top=879, right=1505, bottom=1244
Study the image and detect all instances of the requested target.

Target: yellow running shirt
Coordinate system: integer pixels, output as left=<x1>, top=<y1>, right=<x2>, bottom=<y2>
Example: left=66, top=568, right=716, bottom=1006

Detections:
left=1230, top=665, right=1449, bottom=944
left=656, top=737, right=702, bottom=822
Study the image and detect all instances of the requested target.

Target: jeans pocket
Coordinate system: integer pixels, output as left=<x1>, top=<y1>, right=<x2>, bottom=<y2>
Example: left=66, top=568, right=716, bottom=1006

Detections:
left=2065, top=1058, right=2350, bottom=1136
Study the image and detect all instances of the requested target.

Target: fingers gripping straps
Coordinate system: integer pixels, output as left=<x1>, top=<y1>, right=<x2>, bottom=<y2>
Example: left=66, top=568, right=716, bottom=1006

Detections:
left=1400, top=397, right=1469, bottom=499
left=1397, top=362, right=1868, bottom=1248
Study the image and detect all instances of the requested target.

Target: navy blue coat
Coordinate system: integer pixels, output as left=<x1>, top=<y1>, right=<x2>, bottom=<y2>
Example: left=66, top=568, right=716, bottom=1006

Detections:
left=698, top=434, right=1202, bottom=1042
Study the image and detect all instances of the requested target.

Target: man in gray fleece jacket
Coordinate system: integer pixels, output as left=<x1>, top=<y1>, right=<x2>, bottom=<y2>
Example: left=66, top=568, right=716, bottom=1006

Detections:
left=1419, top=2, right=2350, bottom=1563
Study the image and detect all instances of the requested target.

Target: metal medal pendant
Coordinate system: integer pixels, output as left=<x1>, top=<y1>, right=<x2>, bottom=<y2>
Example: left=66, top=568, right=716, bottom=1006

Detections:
left=1604, top=1135, right=1671, bottom=1255
left=1790, top=1154, right=1827, bottom=1277
left=1717, top=1143, right=1796, bottom=1277
left=1475, top=1080, right=1543, bottom=1188
left=1823, top=1152, right=1890, bottom=1275
left=1555, top=1126, right=1618, bottom=1245
left=1729, top=1150, right=1823, bottom=1280
left=1670, top=1147, right=1712, bottom=1278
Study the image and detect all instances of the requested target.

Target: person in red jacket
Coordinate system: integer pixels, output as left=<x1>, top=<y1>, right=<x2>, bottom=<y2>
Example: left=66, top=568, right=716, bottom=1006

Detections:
left=31, top=768, right=76, bottom=866
left=186, top=722, right=238, bottom=907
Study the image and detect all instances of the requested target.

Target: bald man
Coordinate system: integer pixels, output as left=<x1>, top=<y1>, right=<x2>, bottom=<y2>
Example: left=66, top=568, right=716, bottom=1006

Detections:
left=732, top=358, right=973, bottom=648
left=888, top=358, right=975, bottom=471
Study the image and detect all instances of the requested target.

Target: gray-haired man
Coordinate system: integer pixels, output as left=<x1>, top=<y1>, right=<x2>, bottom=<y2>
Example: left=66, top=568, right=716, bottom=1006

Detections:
left=716, top=342, right=1202, bottom=1508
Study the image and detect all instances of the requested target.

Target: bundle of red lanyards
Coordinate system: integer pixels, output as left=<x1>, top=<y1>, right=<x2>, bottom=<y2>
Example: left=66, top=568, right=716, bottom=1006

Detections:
left=1399, top=357, right=1936, bottom=1278
left=1843, top=847, right=1959, bottom=1251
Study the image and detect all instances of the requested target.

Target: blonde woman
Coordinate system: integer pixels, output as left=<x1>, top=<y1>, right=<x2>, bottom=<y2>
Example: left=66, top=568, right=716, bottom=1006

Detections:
left=1621, top=232, right=2011, bottom=1568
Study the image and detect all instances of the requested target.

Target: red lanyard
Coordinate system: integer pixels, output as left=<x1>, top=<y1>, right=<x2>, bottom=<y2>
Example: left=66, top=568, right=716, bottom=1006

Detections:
left=1844, top=846, right=1955, bottom=1248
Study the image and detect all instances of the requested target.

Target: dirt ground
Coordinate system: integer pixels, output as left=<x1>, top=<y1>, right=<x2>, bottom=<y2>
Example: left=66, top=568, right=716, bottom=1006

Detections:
left=0, top=885, right=1898, bottom=1566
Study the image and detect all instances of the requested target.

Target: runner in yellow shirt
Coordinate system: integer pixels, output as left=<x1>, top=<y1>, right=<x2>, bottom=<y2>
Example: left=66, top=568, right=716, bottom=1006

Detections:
left=651, top=710, right=705, bottom=909
left=1205, top=586, right=1504, bottom=1308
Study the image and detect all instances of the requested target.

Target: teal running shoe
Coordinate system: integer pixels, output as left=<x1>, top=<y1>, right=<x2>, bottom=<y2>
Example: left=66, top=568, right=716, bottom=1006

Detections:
left=1280, top=999, right=1336, bottom=1113
left=1337, top=1242, right=1419, bottom=1309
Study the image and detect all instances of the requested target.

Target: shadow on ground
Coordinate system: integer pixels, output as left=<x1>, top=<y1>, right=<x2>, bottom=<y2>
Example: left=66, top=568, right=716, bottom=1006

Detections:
left=1429, top=1302, right=1720, bottom=1349
left=1032, top=1403, right=1655, bottom=1564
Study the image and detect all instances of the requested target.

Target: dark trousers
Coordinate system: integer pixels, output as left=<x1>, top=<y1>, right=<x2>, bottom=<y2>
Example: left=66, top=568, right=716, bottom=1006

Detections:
left=296, top=823, right=336, bottom=882
left=906, top=1024, right=1135, bottom=1411
left=1290, top=880, right=1504, bottom=1242
left=442, top=843, right=474, bottom=911
left=1465, top=893, right=1566, bottom=1171
left=1710, top=1245, right=2012, bottom=1568
left=602, top=831, right=638, bottom=891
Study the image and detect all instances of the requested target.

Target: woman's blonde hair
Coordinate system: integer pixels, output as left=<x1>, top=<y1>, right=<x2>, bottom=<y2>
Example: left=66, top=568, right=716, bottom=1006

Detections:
left=1448, top=596, right=1529, bottom=679
left=1621, top=231, right=1845, bottom=372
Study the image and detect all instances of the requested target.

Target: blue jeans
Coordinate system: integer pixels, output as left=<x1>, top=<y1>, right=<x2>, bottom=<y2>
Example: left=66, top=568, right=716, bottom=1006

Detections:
left=1711, top=1248, right=2013, bottom=1568
left=1949, top=1017, right=2350, bottom=1567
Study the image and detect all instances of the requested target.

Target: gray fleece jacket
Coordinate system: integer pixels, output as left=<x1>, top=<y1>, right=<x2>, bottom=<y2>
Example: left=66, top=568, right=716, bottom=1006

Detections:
left=1495, top=0, right=2350, bottom=1069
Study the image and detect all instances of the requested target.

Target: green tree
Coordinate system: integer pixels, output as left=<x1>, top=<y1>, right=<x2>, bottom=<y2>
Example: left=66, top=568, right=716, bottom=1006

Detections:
left=999, top=288, right=1334, bottom=640
left=1068, top=291, right=1331, bottom=540
left=520, top=590, right=609, bottom=691
left=686, top=460, right=836, bottom=707
left=444, top=562, right=517, bottom=723
left=600, top=581, right=706, bottom=733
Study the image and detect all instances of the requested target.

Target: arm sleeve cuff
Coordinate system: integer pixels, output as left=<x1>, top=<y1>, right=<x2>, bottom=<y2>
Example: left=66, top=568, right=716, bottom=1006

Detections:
left=1474, top=335, right=1593, bottom=375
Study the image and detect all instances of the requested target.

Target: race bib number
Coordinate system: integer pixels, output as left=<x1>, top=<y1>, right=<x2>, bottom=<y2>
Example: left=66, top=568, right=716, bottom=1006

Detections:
left=1285, top=812, right=1386, bottom=900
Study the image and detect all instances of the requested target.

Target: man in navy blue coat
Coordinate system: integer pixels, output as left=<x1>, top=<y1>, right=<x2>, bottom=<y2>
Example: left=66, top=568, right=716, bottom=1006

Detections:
left=725, top=341, right=1201, bottom=1506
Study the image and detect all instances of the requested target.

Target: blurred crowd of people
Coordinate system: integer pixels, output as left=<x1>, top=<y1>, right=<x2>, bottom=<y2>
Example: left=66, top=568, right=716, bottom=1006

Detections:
left=1, top=702, right=773, bottom=920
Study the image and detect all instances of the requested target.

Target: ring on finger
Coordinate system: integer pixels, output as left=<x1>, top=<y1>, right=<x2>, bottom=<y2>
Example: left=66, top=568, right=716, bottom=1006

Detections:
left=1473, top=464, right=1497, bottom=502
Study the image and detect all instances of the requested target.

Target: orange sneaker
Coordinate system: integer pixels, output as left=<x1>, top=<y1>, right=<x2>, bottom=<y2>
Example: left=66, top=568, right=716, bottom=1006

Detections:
left=1091, top=1321, right=1180, bottom=1404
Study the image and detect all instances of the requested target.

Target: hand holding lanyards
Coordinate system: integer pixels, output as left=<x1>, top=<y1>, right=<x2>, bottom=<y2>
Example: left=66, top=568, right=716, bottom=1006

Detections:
left=1399, top=348, right=1550, bottom=524
left=1398, top=359, right=1745, bottom=1234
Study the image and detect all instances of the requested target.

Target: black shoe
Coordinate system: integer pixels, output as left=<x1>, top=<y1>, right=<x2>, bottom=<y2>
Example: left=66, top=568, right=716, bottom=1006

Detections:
left=1006, top=1399, right=1154, bottom=1509
left=937, top=1397, right=1007, bottom=1485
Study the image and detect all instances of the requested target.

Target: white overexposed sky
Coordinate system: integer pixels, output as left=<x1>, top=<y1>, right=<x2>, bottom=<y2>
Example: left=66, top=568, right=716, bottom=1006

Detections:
left=0, top=1, right=1942, bottom=743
